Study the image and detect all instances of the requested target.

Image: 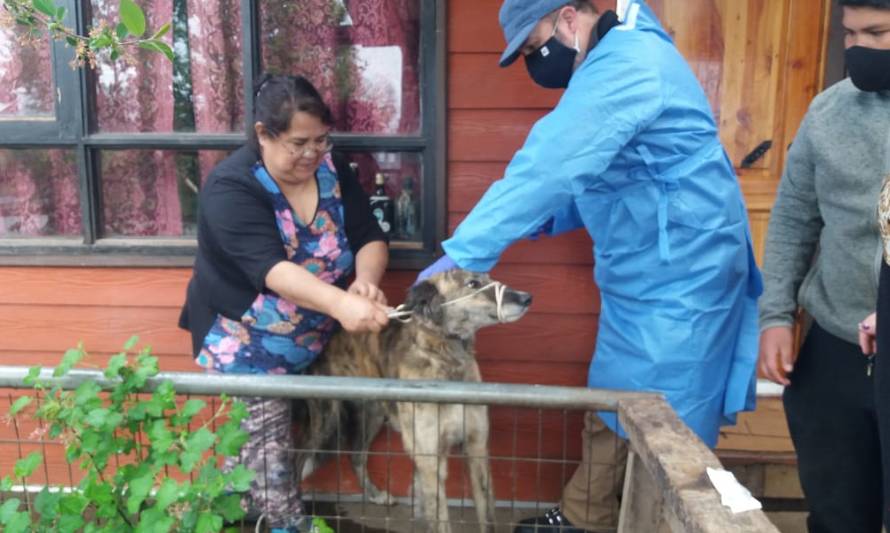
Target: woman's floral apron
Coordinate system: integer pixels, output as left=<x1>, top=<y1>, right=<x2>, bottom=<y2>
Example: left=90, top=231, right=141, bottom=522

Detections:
left=197, top=156, right=354, bottom=374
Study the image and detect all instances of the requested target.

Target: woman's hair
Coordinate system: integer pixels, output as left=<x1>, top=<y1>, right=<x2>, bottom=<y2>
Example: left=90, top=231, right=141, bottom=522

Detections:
left=248, top=73, right=333, bottom=150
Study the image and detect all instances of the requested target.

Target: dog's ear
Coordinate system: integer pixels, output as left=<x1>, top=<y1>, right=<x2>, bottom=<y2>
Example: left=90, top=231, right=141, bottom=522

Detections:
left=404, top=281, right=444, bottom=323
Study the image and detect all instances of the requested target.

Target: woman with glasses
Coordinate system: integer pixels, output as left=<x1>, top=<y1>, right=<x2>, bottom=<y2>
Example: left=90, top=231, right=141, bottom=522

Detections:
left=178, top=73, right=389, bottom=533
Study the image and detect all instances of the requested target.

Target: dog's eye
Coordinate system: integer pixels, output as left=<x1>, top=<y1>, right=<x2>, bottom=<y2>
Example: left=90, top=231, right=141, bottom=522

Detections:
left=466, top=279, right=481, bottom=289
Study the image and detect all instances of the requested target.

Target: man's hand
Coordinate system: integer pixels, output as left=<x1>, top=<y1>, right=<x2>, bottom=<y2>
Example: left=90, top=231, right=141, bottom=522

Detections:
left=330, top=291, right=389, bottom=333
left=859, top=312, right=877, bottom=356
left=758, top=326, right=796, bottom=386
left=348, top=279, right=388, bottom=306
left=415, top=254, right=458, bottom=285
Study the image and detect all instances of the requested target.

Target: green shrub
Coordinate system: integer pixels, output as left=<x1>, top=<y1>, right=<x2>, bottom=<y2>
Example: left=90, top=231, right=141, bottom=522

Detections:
left=0, top=338, right=253, bottom=533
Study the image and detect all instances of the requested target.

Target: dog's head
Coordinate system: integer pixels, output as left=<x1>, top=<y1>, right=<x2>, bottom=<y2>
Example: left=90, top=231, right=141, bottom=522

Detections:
left=403, top=269, right=532, bottom=339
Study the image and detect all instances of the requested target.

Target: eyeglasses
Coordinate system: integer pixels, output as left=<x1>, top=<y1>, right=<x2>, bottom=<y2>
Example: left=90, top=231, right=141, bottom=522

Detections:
left=280, top=135, right=334, bottom=158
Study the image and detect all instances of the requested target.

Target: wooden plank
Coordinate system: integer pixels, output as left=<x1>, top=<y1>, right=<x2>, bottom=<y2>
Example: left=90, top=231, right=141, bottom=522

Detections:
left=715, top=0, right=789, bottom=175
left=449, top=54, right=560, bottom=110
left=748, top=210, right=771, bottom=266
left=474, top=313, right=598, bottom=362
left=740, top=177, right=780, bottom=212
left=447, top=161, right=507, bottom=210
left=716, top=433, right=796, bottom=454
left=449, top=109, right=546, bottom=163
left=618, top=451, right=668, bottom=533
left=0, top=267, right=417, bottom=309
left=658, top=0, right=728, bottom=120
left=0, top=350, right=197, bottom=372
left=619, top=397, right=781, bottom=532
left=776, top=0, right=832, bottom=181
left=479, top=361, right=590, bottom=388
left=447, top=0, right=504, bottom=53
left=0, top=305, right=191, bottom=355
left=0, top=267, right=191, bottom=307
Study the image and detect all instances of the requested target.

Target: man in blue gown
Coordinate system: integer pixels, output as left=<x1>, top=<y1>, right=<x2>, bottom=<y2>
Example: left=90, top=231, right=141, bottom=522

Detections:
left=418, top=1, right=762, bottom=530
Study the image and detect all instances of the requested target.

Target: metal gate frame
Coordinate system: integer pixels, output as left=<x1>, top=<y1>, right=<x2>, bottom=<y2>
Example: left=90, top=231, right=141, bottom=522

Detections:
left=0, top=368, right=779, bottom=532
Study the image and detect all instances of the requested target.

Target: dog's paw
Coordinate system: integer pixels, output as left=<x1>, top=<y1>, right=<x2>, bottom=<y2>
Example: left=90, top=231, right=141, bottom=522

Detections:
left=367, top=489, right=396, bottom=506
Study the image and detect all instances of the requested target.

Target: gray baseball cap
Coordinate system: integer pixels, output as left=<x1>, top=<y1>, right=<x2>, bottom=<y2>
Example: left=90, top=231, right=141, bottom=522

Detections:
left=498, top=0, right=571, bottom=67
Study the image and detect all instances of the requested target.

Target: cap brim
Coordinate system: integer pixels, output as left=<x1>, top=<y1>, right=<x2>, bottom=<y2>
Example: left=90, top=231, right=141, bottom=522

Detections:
left=498, top=20, right=538, bottom=67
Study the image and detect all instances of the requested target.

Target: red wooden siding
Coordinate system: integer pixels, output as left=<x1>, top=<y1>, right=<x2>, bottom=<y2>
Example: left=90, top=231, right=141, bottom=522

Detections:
left=0, top=0, right=833, bottom=502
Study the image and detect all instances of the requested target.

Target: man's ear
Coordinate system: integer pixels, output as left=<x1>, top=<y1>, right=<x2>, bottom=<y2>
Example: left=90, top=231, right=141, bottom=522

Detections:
left=404, top=281, right=444, bottom=324
left=559, top=5, right=579, bottom=31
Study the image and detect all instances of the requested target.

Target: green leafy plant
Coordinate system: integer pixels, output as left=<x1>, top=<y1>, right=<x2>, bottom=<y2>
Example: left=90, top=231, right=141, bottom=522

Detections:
left=0, top=338, right=253, bottom=533
left=1, top=0, right=172, bottom=67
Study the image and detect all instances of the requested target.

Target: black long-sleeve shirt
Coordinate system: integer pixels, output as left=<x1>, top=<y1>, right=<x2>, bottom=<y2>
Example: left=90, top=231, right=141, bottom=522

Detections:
left=179, top=145, right=384, bottom=356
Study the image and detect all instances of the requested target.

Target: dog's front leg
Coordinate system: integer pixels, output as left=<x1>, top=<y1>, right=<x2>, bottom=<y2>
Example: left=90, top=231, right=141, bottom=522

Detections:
left=464, top=405, right=495, bottom=533
left=398, top=402, right=452, bottom=533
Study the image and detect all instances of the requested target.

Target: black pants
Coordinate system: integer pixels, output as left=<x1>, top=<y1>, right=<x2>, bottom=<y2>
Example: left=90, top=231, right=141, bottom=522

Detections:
left=876, top=294, right=890, bottom=528
left=783, top=322, right=883, bottom=533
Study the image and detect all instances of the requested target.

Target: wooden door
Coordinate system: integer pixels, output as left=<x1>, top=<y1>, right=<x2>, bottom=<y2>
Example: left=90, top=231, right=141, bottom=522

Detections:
left=650, top=0, right=833, bottom=259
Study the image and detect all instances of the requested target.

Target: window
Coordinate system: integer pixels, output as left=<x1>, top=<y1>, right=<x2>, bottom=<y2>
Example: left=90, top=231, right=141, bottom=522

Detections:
left=0, top=0, right=445, bottom=268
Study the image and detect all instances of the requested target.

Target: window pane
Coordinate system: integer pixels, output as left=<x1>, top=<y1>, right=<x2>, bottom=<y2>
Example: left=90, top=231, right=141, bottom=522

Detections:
left=99, top=149, right=229, bottom=237
left=0, top=149, right=80, bottom=236
left=260, top=0, right=421, bottom=135
left=345, top=151, right=422, bottom=242
left=91, top=0, right=244, bottom=133
left=0, top=23, right=54, bottom=119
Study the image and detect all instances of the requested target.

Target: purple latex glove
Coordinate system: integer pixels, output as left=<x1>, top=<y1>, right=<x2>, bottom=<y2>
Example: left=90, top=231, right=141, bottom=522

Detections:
left=415, top=254, right=458, bottom=284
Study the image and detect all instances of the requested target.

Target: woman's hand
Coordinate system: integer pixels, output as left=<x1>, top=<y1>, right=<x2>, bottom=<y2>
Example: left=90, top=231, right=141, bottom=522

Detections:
left=348, top=279, right=388, bottom=306
left=859, top=312, right=877, bottom=355
left=331, top=291, right=390, bottom=333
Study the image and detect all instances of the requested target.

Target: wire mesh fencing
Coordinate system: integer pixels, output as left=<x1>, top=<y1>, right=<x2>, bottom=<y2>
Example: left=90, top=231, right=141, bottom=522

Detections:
left=0, top=368, right=779, bottom=533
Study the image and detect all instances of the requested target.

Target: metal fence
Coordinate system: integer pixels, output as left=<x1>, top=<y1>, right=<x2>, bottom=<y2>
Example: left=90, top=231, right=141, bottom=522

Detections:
left=0, top=368, right=779, bottom=533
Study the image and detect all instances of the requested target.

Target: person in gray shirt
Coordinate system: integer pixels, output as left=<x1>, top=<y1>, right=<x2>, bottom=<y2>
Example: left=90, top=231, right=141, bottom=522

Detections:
left=758, top=1, right=890, bottom=531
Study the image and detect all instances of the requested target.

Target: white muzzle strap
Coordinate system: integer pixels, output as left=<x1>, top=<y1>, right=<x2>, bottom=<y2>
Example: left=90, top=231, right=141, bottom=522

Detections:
left=387, top=282, right=507, bottom=324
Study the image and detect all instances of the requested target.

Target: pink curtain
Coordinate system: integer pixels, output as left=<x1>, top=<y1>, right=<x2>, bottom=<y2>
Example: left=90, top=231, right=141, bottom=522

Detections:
left=260, top=0, right=420, bottom=135
left=187, top=0, right=244, bottom=182
left=94, top=0, right=178, bottom=236
left=93, top=0, right=242, bottom=237
left=346, top=0, right=420, bottom=134
left=0, top=26, right=81, bottom=237
left=260, top=0, right=422, bottom=196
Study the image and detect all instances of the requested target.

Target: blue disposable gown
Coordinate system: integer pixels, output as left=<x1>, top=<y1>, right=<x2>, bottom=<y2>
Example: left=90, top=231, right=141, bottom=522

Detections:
left=442, top=0, right=762, bottom=447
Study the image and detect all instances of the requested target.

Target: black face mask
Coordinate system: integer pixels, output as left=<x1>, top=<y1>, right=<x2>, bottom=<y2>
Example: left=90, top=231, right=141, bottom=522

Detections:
left=524, top=28, right=579, bottom=89
left=846, top=46, right=890, bottom=93
left=524, top=10, right=621, bottom=90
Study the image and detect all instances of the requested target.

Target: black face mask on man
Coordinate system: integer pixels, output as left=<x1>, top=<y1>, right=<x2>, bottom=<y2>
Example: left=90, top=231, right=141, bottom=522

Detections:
left=524, top=16, right=580, bottom=89
left=524, top=10, right=621, bottom=90
left=845, top=46, right=890, bottom=92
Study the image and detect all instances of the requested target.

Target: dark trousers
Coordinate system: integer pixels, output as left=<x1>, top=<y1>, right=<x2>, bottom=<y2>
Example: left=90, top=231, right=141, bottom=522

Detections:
left=875, top=310, right=890, bottom=528
left=783, top=322, right=883, bottom=533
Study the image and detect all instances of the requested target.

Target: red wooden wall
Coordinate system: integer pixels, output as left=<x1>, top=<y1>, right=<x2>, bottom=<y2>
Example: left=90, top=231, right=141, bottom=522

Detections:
left=0, top=0, right=831, bottom=504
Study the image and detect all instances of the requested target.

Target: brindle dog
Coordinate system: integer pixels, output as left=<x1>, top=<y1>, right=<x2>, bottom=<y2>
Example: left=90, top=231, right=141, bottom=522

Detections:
left=296, top=270, right=532, bottom=533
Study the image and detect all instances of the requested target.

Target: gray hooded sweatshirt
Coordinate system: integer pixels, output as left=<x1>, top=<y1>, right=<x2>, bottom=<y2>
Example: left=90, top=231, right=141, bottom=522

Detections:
left=759, top=78, right=890, bottom=344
